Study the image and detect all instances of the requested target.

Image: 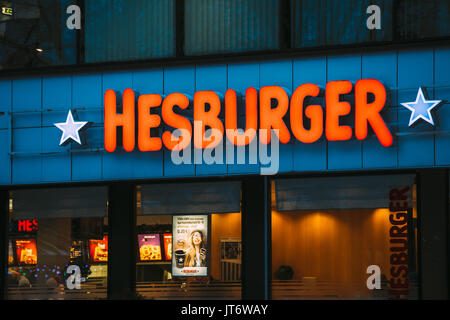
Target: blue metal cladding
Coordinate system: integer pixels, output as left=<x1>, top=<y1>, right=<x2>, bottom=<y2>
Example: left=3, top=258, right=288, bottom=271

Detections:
left=84, top=0, right=175, bottom=63
left=0, top=45, right=450, bottom=185
left=184, top=0, right=279, bottom=55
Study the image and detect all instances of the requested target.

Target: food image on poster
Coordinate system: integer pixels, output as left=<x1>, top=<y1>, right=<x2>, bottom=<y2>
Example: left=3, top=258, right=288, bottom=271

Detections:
left=172, top=215, right=208, bottom=277
left=15, top=239, right=37, bottom=265
left=138, top=234, right=162, bottom=261
left=163, top=233, right=172, bottom=261
left=8, top=240, right=14, bottom=265
left=89, top=235, right=108, bottom=263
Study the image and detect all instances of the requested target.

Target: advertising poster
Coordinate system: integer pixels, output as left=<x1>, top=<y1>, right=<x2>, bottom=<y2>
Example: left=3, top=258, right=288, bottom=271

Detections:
left=89, top=235, right=108, bottom=263
left=172, top=215, right=208, bottom=277
left=15, top=239, right=37, bottom=265
left=163, top=233, right=172, bottom=261
left=138, top=234, right=162, bottom=261
left=8, top=240, right=14, bottom=265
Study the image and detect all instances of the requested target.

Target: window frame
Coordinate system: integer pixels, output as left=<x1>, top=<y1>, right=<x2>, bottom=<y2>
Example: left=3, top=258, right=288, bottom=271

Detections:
left=1, top=0, right=450, bottom=76
left=267, top=169, right=423, bottom=300
left=2, top=168, right=450, bottom=300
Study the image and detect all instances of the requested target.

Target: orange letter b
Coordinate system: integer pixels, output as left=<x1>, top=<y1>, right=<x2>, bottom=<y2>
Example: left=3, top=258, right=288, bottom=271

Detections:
left=194, top=91, right=224, bottom=149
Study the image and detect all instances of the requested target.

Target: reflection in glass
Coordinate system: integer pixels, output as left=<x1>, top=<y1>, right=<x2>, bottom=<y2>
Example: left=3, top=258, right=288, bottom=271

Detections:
left=7, top=188, right=108, bottom=300
left=135, top=184, right=242, bottom=300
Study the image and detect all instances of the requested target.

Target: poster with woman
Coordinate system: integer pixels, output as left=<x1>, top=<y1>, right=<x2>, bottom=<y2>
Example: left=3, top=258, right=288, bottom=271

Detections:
left=172, top=215, right=208, bottom=277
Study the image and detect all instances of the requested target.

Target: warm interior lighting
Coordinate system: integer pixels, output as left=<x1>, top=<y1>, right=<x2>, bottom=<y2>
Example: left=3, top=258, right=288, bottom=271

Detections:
left=271, top=208, right=394, bottom=298
left=36, top=48, right=43, bottom=52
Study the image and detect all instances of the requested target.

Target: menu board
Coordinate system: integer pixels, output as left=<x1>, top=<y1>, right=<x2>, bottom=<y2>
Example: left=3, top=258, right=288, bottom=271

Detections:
left=163, top=233, right=172, bottom=261
left=70, top=240, right=83, bottom=260
left=172, top=215, right=208, bottom=277
left=89, top=235, right=108, bottom=263
left=138, top=234, right=162, bottom=261
left=15, top=239, right=37, bottom=265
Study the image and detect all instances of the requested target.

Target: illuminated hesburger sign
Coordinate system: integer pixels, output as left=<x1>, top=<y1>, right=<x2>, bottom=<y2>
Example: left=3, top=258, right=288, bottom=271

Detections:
left=103, top=79, right=393, bottom=152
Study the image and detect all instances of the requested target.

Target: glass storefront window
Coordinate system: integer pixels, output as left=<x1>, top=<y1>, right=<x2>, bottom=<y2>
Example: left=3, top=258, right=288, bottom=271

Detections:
left=84, top=0, right=175, bottom=63
left=135, top=181, right=242, bottom=300
left=396, top=0, right=450, bottom=40
left=0, top=0, right=77, bottom=70
left=2, top=0, right=450, bottom=71
left=271, top=175, right=419, bottom=300
left=184, top=0, right=279, bottom=55
left=6, top=187, right=108, bottom=300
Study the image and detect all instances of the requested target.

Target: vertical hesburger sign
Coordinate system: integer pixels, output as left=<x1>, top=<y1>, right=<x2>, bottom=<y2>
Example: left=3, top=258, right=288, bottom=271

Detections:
left=172, top=215, right=208, bottom=277
left=388, top=186, right=411, bottom=299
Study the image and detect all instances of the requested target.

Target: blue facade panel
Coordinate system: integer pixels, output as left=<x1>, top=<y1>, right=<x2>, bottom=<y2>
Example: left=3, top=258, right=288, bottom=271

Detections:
left=398, top=49, right=434, bottom=89
left=42, top=76, right=72, bottom=127
left=195, top=64, right=228, bottom=176
left=132, top=69, right=164, bottom=96
left=41, top=126, right=71, bottom=183
left=72, top=152, right=103, bottom=182
left=434, top=48, right=450, bottom=166
left=163, top=67, right=196, bottom=177
left=12, top=128, right=42, bottom=184
left=12, top=78, right=42, bottom=128
left=361, top=51, right=398, bottom=169
left=435, top=48, right=450, bottom=87
left=434, top=86, right=450, bottom=166
left=397, top=49, right=435, bottom=167
left=327, top=55, right=362, bottom=170
left=0, top=130, right=10, bottom=184
left=292, top=57, right=327, bottom=172
left=227, top=62, right=260, bottom=175
left=0, top=80, right=11, bottom=130
left=1, top=45, right=450, bottom=186
left=260, top=60, right=294, bottom=174
left=132, top=69, right=165, bottom=179
left=72, top=74, right=103, bottom=124
left=362, top=52, right=397, bottom=91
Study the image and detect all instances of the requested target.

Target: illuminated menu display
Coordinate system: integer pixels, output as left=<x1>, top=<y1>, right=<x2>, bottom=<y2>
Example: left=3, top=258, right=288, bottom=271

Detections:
left=172, top=215, right=208, bottom=277
left=138, top=234, right=162, bottom=261
left=89, top=236, right=108, bottom=263
left=8, top=240, right=14, bottom=265
left=15, top=239, right=38, bottom=265
left=163, top=233, right=172, bottom=261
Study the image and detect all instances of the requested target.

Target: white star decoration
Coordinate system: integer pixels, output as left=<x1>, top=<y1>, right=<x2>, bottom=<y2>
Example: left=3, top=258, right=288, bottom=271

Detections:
left=400, top=87, right=442, bottom=126
left=54, top=110, right=88, bottom=145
